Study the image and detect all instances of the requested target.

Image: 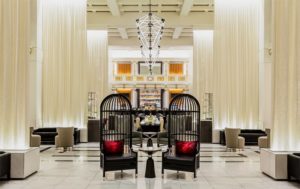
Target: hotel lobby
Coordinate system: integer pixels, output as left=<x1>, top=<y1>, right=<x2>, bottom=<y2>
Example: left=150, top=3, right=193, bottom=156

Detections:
left=1, top=0, right=300, bottom=189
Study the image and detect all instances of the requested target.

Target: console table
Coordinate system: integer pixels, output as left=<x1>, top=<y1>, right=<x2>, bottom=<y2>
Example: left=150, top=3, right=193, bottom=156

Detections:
left=200, top=120, right=212, bottom=143
left=88, top=119, right=100, bottom=142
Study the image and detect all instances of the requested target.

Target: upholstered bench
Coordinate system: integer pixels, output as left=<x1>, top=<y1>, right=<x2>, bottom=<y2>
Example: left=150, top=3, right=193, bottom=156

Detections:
left=239, top=130, right=267, bottom=145
left=288, top=153, right=300, bottom=181
left=0, top=151, right=11, bottom=180
left=33, top=127, right=80, bottom=145
left=220, top=129, right=267, bottom=145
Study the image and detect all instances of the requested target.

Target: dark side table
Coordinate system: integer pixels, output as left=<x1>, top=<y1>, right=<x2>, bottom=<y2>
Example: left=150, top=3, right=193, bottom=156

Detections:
left=139, top=147, right=161, bottom=178
left=142, top=132, right=158, bottom=147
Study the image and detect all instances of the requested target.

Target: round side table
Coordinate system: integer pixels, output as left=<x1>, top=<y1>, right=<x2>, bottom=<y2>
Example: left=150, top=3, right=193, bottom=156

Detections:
left=142, top=132, right=158, bottom=147
left=139, top=147, right=161, bottom=178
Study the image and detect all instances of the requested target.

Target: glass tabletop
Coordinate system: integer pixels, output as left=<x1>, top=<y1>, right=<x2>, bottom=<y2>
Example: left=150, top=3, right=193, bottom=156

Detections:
left=139, top=147, right=162, bottom=153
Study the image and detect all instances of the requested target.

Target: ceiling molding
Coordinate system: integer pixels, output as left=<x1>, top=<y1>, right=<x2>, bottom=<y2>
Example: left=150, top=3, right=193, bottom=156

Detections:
left=87, top=12, right=213, bottom=28
left=117, top=28, right=129, bottom=39
left=87, top=0, right=214, bottom=43
left=108, top=36, right=193, bottom=47
left=180, top=0, right=194, bottom=16
left=172, top=27, right=183, bottom=39
left=107, top=0, right=120, bottom=16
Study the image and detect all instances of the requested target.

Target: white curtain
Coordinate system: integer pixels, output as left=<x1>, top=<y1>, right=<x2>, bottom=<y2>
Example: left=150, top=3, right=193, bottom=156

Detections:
left=0, top=0, right=31, bottom=148
left=87, top=30, right=109, bottom=105
left=272, top=0, right=300, bottom=150
left=193, top=30, right=214, bottom=115
left=213, top=0, right=263, bottom=129
left=41, top=0, right=87, bottom=128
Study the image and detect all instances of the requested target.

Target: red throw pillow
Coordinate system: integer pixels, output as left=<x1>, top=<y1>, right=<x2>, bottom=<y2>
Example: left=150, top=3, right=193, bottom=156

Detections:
left=176, top=141, right=197, bottom=156
left=103, top=140, right=124, bottom=155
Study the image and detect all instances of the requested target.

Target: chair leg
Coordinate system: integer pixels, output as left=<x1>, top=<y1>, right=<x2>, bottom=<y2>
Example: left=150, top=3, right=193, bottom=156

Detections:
left=103, top=170, right=105, bottom=178
left=194, top=171, right=196, bottom=178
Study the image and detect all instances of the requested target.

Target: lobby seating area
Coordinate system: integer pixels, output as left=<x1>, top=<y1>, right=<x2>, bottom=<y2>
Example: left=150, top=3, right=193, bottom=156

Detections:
left=224, top=128, right=245, bottom=151
left=162, top=94, right=200, bottom=178
left=55, top=127, right=75, bottom=151
left=1, top=0, right=300, bottom=189
left=29, top=127, right=41, bottom=147
left=220, top=129, right=267, bottom=146
left=240, top=130, right=268, bottom=145
left=258, top=129, right=271, bottom=149
left=33, top=127, right=80, bottom=145
left=99, top=94, right=138, bottom=177
left=1, top=143, right=300, bottom=189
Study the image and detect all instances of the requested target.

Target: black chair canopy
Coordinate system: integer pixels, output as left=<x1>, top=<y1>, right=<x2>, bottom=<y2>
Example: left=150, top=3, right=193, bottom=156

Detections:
left=168, top=94, right=201, bottom=149
left=162, top=94, right=201, bottom=178
left=99, top=94, right=137, bottom=177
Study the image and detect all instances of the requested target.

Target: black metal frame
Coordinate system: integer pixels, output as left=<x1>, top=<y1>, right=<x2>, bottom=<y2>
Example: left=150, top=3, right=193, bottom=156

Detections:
left=162, top=94, right=201, bottom=178
left=99, top=94, right=138, bottom=178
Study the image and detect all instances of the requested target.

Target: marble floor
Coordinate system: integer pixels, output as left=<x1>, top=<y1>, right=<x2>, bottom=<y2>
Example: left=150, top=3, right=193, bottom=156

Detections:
left=1, top=143, right=300, bottom=189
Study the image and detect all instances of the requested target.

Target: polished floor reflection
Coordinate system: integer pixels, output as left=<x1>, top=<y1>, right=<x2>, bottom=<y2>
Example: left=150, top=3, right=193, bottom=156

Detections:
left=1, top=143, right=300, bottom=189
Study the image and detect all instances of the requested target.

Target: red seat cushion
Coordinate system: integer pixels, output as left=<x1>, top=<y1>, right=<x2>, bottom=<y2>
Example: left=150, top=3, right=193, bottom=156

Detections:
left=175, top=141, right=197, bottom=156
left=103, top=140, right=124, bottom=155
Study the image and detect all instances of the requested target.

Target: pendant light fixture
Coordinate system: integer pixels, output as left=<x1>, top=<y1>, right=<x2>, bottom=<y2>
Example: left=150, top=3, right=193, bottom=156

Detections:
left=136, top=0, right=165, bottom=75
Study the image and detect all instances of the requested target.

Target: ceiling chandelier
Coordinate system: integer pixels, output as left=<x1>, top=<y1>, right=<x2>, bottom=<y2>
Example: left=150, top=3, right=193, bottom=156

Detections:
left=136, top=0, right=165, bottom=75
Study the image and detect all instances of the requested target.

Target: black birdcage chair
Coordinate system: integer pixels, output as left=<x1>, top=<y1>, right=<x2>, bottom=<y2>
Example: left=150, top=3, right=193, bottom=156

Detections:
left=100, top=94, right=138, bottom=178
left=162, top=94, right=201, bottom=178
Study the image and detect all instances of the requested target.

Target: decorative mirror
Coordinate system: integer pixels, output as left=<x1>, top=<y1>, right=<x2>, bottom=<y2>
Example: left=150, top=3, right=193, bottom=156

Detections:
left=138, top=61, right=163, bottom=75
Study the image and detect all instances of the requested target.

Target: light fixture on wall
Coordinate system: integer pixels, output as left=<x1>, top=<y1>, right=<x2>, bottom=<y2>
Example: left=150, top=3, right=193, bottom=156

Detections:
left=136, top=0, right=165, bottom=75
left=29, top=47, right=37, bottom=55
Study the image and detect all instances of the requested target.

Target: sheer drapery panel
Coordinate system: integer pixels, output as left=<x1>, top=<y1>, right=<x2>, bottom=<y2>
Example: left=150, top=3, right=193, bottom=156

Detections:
left=213, top=0, right=263, bottom=129
left=272, top=0, right=300, bottom=150
left=193, top=30, right=214, bottom=115
left=0, top=0, right=31, bottom=148
left=41, top=0, right=87, bottom=128
left=87, top=30, right=109, bottom=106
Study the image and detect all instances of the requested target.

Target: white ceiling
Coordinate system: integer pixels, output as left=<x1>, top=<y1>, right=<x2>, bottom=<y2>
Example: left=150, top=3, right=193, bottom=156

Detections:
left=87, top=0, right=214, bottom=44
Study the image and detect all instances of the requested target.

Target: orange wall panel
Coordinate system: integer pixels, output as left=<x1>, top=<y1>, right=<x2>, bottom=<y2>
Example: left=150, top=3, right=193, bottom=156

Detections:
left=169, top=64, right=183, bottom=75
left=117, top=64, right=131, bottom=75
